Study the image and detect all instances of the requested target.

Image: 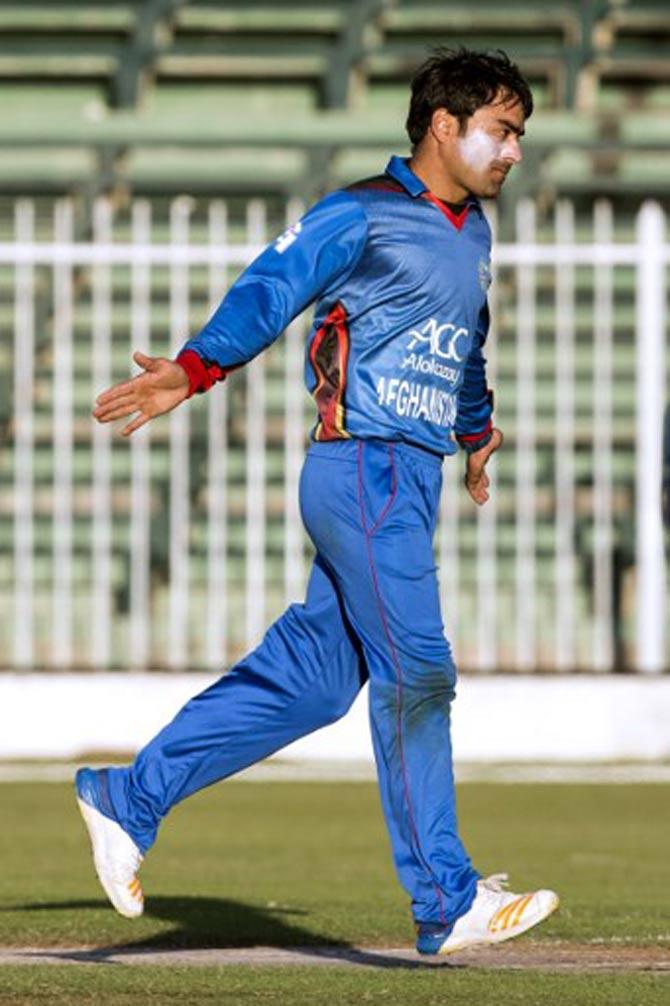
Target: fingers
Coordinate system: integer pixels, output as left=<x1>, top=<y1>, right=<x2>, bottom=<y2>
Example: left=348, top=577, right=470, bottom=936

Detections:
left=466, top=483, right=489, bottom=506
left=468, top=470, right=489, bottom=488
left=94, top=351, right=156, bottom=408
left=133, top=350, right=157, bottom=371
left=92, top=385, right=149, bottom=432
left=92, top=393, right=137, bottom=422
left=93, top=402, right=140, bottom=424
left=92, top=394, right=151, bottom=434
left=95, top=379, right=137, bottom=406
left=464, top=468, right=491, bottom=506
left=121, top=412, right=150, bottom=437
left=466, top=456, right=489, bottom=485
left=91, top=350, right=163, bottom=437
left=465, top=481, right=489, bottom=506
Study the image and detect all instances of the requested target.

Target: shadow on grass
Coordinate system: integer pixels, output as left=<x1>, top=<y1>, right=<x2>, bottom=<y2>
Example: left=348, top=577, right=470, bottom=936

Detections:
left=7, top=897, right=453, bottom=970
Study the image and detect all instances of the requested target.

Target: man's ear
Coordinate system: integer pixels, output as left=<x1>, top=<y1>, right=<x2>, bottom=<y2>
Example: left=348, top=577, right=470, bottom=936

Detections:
left=430, top=107, right=458, bottom=143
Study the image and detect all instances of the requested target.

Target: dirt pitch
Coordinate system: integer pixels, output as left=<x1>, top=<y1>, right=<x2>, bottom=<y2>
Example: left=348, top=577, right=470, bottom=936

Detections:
left=0, top=943, right=668, bottom=973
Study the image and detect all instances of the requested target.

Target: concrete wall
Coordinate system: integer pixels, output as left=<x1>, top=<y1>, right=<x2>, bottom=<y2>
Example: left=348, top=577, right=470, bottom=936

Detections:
left=2, top=672, right=670, bottom=762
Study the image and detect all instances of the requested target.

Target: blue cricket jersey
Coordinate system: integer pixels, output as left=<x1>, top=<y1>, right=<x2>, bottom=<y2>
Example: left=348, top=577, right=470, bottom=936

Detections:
left=178, top=155, right=494, bottom=457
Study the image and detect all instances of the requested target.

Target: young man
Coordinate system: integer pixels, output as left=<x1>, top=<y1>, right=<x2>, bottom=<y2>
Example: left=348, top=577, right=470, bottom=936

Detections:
left=77, top=48, right=559, bottom=955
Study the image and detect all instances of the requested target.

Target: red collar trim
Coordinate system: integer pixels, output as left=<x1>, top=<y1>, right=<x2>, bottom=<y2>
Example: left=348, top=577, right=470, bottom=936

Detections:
left=422, top=191, right=469, bottom=231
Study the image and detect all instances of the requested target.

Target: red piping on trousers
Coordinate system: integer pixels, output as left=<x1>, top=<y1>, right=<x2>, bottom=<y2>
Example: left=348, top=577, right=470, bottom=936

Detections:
left=356, top=440, right=448, bottom=925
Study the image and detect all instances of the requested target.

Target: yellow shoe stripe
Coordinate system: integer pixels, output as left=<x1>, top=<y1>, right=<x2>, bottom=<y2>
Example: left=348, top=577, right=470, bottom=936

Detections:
left=501, top=898, right=526, bottom=931
left=508, top=894, right=533, bottom=929
left=490, top=896, right=525, bottom=933
left=489, top=900, right=515, bottom=933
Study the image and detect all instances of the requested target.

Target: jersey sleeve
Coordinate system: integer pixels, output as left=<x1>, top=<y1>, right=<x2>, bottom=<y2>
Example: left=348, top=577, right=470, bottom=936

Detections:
left=454, top=301, right=494, bottom=453
left=175, top=190, right=369, bottom=396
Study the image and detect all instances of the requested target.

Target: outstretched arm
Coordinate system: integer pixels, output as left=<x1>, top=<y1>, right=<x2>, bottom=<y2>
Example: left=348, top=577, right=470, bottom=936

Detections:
left=92, top=189, right=368, bottom=435
left=180, top=190, right=368, bottom=386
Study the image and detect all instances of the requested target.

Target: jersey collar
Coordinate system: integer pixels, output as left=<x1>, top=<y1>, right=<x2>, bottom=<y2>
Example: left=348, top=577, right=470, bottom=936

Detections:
left=385, top=155, right=427, bottom=197
left=385, top=155, right=480, bottom=230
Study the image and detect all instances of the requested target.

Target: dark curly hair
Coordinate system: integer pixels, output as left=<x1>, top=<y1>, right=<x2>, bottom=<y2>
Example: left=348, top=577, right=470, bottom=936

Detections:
left=406, top=47, right=533, bottom=148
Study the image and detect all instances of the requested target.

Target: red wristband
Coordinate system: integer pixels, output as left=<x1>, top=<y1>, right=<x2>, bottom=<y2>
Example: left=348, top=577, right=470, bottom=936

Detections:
left=175, top=349, right=227, bottom=398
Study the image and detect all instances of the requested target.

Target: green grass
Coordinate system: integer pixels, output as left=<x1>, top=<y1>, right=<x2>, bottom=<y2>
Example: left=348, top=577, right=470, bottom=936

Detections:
left=0, top=965, right=669, bottom=1006
left=1, top=781, right=669, bottom=1004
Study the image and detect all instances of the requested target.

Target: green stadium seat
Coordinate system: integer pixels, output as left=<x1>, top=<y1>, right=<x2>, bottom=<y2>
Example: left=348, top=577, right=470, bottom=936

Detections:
left=174, top=3, right=344, bottom=35
left=146, top=82, right=317, bottom=118
left=0, top=83, right=108, bottom=124
left=127, top=146, right=309, bottom=192
left=0, top=4, right=135, bottom=32
left=0, top=148, right=96, bottom=189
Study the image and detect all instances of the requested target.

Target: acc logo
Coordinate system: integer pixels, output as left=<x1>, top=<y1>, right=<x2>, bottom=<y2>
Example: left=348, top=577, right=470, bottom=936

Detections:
left=274, top=221, right=303, bottom=254
left=406, top=318, right=469, bottom=363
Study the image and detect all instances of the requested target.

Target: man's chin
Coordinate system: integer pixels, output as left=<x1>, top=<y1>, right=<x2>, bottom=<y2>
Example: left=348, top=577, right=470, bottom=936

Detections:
left=471, top=180, right=504, bottom=200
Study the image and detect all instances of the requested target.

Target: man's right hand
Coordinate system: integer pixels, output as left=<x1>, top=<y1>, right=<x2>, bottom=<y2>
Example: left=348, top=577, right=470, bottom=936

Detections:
left=92, top=351, right=190, bottom=436
left=464, top=427, right=503, bottom=505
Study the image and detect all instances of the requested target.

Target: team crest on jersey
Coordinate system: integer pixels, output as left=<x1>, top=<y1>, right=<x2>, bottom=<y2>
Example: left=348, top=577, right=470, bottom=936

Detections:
left=275, top=221, right=303, bottom=253
left=478, top=257, right=492, bottom=291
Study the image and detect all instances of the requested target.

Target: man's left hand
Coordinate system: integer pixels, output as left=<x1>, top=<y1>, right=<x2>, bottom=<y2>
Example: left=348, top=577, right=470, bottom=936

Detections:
left=464, top=428, right=503, bottom=505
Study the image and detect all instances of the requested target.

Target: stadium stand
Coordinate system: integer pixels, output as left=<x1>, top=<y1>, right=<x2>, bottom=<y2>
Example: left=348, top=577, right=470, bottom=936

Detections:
left=0, top=1, right=668, bottom=670
left=0, top=1, right=669, bottom=202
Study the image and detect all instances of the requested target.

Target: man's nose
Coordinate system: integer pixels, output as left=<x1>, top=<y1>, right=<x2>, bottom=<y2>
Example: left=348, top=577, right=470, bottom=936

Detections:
left=502, top=137, right=523, bottom=164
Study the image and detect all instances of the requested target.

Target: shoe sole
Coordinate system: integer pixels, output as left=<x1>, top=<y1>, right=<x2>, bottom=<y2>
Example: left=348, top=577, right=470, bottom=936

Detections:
left=435, top=893, right=560, bottom=955
left=76, top=795, right=144, bottom=919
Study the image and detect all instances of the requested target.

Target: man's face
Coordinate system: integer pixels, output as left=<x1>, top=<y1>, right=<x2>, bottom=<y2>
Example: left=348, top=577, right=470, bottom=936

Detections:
left=437, top=94, right=525, bottom=199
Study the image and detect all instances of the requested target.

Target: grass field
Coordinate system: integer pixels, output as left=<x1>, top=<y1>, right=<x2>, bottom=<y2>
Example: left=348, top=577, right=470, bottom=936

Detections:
left=1, top=778, right=669, bottom=1004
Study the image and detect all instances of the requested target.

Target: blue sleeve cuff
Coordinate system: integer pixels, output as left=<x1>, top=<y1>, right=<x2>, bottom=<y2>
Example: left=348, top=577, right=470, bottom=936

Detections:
left=456, top=420, right=493, bottom=454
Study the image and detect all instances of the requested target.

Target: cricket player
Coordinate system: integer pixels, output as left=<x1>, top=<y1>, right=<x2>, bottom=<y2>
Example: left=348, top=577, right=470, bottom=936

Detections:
left=76, top=48, right=559, bottom=955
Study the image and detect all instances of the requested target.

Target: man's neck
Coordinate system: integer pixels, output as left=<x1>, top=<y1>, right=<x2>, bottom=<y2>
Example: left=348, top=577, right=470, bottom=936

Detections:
left=408, top=151, right=469, bottom=204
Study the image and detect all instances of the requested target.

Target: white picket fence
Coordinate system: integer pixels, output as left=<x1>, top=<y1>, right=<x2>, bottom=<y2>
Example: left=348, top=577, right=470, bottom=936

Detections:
left=1, top=197, right=668, bottom=673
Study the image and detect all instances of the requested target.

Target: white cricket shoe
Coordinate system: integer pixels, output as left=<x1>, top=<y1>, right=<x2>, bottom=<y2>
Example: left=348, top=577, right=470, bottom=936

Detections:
left=416, top=873, right=559, bottom=955
left=75, top=767, right=144, bottom=919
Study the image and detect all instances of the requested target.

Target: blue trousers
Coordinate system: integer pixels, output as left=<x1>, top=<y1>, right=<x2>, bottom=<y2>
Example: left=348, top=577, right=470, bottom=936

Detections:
left=106, top=438, right=479, bottom=924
